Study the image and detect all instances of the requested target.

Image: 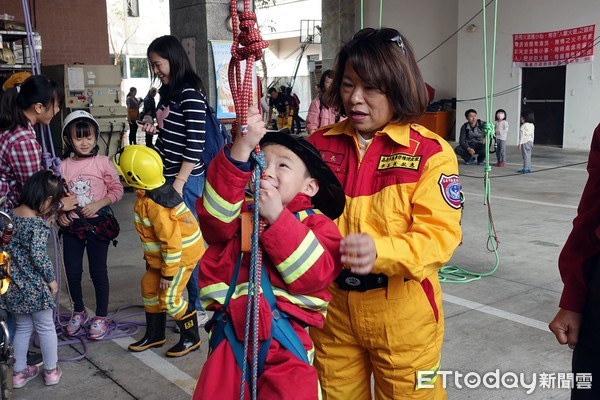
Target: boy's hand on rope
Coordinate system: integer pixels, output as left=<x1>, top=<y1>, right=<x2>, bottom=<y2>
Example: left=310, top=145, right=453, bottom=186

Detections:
left=230, top=107, right=266, bottom=162
left=257, top=179, right=283, bottom=224
left=340, top=233, right=377, bottom=275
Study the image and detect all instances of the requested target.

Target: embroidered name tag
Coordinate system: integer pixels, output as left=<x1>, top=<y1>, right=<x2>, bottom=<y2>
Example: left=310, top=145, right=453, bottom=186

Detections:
left=377, top=154, right=422, bottom=171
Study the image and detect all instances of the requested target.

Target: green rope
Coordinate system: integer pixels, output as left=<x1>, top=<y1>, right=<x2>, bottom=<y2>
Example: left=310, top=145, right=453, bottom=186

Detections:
left=378, top=0, right=383, bottom=28
left=360, top=0, right=364, bottom=29
left=439, top=0, right=500, bottom=283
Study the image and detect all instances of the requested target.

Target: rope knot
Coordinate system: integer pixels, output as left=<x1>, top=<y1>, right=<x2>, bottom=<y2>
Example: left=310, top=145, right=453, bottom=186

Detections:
left=250, top=149, right=267, bottom=172
left=231, top=11, right=268, bottom=61
left=483, top=121, right=495, bottom=139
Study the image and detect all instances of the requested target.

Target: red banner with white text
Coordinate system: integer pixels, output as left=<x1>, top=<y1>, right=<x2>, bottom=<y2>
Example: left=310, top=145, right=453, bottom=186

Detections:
left=513, top=24, right=595, bottom=67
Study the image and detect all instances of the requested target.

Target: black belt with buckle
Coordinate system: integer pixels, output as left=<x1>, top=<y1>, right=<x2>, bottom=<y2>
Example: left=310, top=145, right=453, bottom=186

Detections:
left=335, top=269, right=388, bottom=292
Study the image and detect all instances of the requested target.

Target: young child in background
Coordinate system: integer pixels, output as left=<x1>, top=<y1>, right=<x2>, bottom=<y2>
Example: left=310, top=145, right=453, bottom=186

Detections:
left=493, top=109, right=508, bottom=167
left=194, top=108, right=345, bottom=399
left=113, top=145, right=205, bottom=357
left=517, top=110, right=535, bottom=174
left=58, top=111, right=124, bottom=340
left=0, top=170, right=66, bottom=388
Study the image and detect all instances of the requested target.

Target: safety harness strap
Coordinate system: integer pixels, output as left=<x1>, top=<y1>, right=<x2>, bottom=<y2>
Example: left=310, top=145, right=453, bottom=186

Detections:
left=207, top=210, right=317, bottom=381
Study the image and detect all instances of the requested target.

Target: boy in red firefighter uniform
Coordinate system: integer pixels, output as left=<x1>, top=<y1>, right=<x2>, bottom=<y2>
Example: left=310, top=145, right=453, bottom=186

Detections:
left=193, top=107, right=345, bottom=399
left=113, top=145, right=205, bottom=357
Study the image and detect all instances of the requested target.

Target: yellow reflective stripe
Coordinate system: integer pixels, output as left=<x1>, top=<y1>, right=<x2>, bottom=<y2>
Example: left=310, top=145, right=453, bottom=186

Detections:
left=134, top=213, right=152, bottom=227
left=230, top=282, right=254, bottom=300
left=200, top=280, right=327, bottom=314
left=276, top=230, right=324, bottom=284
left=415, top=359, right=441, bottom=390
left=163, top=250, right=182, bottom=264
left=142, top=241, right=161, bottom=253
left=200, top=282, right=229, bottom=307
left=295, top=209, right=323, bottom=222
left=182, top=228, right=202, bottom=248
left=307, top=345, right=315, bottom=365
left=142, top=296, right=159, bottom=307
left=174, top=203, right=189, bottom=217
left=272, top=287, right=328, bottom=315
left=165, top=268, right=186, bottom=316
left=203, top=181, right=243, bottom=223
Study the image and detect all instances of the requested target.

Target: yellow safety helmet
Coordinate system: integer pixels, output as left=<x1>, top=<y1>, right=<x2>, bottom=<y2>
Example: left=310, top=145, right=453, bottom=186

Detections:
left=113, top=145, right=165, bottom=190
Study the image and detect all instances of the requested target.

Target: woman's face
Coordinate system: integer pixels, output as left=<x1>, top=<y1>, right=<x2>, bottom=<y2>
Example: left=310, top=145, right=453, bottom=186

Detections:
left=149, top=52, right=171, bottom=85
left=340, top=61, right=394, bottom=139
left=34, top=100, right=60, bottom=126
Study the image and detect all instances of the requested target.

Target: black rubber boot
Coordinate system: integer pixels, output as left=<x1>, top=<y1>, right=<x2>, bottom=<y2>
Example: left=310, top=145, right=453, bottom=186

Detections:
left=165, top=308, right=201, bottom=357
left=128, top=312, right=166, bottom=352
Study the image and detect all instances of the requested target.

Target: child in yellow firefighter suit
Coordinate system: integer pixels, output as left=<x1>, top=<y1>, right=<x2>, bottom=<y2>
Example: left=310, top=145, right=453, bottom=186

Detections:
left=193, top=107, right=345, bottom=399
left=113, top=145, right=205, bottom=357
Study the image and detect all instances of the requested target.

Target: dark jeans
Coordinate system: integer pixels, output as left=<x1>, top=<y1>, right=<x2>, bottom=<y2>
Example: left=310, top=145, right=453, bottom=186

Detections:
left=63, top=231, right=110, bottom=316
left=571, top=263, right=600, bottom=399
left=454, top=142, right=486, bottom=163
left=129, top=121, right=138, bottom=145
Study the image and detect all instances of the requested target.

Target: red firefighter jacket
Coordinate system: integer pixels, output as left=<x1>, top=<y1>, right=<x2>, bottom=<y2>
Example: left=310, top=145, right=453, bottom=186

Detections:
left=197, top=148, right=343, bottom=338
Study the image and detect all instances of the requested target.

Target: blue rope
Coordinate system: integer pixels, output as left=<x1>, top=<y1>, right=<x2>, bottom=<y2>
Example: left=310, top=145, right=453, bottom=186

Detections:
left=239, top=150, right=267, bottom=400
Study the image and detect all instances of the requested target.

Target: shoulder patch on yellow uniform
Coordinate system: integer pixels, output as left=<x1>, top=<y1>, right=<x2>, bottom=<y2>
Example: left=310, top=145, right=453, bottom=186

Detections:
left=438, top=174, right=462, bottom=209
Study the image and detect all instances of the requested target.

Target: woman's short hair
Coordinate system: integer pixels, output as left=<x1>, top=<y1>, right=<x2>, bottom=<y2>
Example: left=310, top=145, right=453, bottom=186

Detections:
left=325, top=27, right=429, bottom=124
left=18, top=170, right=64, bottom=213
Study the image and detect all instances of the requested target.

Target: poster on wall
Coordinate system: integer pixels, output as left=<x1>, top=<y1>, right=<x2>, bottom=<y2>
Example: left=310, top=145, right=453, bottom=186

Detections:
left=513, top=24, right=595, bottom=68
left=210, top=40, right=258, bottom=120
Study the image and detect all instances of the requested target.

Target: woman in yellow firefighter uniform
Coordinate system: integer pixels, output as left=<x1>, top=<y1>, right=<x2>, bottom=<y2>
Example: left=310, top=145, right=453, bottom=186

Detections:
left=307, top=28, right=463, bottom=399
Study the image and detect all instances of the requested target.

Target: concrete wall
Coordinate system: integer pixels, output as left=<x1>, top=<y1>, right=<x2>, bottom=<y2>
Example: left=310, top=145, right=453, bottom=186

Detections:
left=169, top=0, right=231, bottom=107
left=1, top=0, right=110, bottom=65
left=322, top=0, right=458, bottom=101
left=324, top=0, right=600, bottom=149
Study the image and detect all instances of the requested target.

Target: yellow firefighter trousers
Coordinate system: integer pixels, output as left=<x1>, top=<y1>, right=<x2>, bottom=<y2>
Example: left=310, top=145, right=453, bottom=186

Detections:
left=310, top=281, right=446, bottom=399
left=141, top=263, right=194, bottom=320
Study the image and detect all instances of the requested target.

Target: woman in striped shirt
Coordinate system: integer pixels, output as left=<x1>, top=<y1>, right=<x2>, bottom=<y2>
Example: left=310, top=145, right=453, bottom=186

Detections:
left=139, top=35, right=209, bottom=326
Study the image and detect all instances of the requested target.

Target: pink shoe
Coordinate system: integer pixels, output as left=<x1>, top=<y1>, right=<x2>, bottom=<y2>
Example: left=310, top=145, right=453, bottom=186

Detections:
left=13, top=365, right=39, bottom=388
left=43, top=365, right=62, bottom=386
left=66, top=311, right=88, bottom=337
left=88, top=317, right=110, bottom=340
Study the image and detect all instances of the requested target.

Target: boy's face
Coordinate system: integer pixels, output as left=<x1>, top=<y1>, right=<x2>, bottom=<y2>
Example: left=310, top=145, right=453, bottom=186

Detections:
left=262, top=144, right=318, bottom=207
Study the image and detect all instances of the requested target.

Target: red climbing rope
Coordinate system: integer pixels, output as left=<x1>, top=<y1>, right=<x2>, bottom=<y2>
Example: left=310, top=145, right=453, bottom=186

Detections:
left=228, top=0, right=269, bottom=138
left=228, top=2, right=269, bottom=399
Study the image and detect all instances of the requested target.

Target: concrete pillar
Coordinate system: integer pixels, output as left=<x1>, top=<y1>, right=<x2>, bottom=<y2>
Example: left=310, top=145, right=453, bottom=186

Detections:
left=321, top=0, right=359, bottom=70
left=169, top=0, right=231, bottom=106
